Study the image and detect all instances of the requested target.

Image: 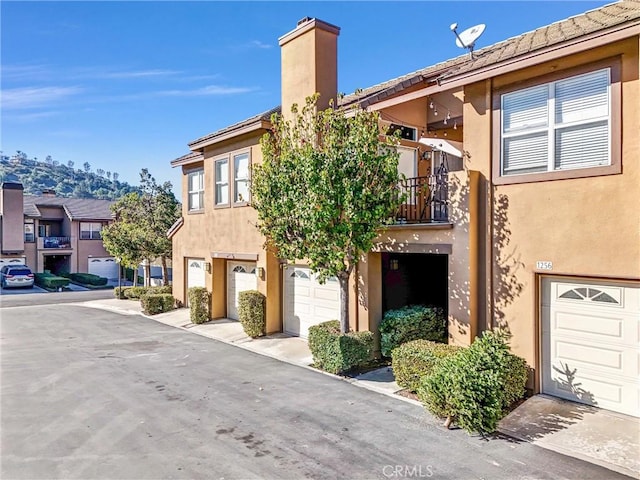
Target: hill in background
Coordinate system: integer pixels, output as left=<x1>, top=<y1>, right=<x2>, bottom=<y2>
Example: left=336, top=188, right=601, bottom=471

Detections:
left=0, top=152, right=140, bottom=200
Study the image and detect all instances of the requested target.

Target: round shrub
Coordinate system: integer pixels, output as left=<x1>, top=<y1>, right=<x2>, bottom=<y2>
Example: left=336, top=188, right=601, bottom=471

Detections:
left=391, top=339, right=461, bottom=393
left=380, top=305, right=447, bottom=357
left=238, top=290, right=266, bottom=338
left=308, top=320, right=374, bottom=374
left=417, top=330, right=528, bottom=435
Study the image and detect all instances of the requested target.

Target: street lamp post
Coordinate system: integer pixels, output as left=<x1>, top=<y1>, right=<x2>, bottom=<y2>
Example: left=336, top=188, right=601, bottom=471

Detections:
left=116, top=257, right=121, bottom=293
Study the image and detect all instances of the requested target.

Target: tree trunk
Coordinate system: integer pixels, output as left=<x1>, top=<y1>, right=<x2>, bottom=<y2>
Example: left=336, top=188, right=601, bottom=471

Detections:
left=144, top=261, right=151, bottom=287
left=161, top=256, right=169, bottom=287
left=338, top=272, right=350, bottom=334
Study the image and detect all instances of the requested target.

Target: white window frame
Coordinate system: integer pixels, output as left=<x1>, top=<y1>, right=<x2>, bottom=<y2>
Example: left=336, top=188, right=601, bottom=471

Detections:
left=80, top=222, right=103, bottom=240
left=233, top=152, right=250, bottom=205
left=215, top=158, right=229, bottom=206
left=187, top=169, right=204, bottom=211
left=500, top=68, right=611, bottom=177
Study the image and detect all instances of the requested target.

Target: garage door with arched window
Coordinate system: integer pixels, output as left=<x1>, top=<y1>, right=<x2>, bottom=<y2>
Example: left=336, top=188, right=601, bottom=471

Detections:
left=541, top=278, right=639, bottom=417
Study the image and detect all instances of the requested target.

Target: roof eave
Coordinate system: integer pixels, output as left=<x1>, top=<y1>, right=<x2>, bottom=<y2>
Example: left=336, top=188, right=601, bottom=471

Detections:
left=171, top=154, right=204, bottom=168
left=188, top=120, right=272, bottom=151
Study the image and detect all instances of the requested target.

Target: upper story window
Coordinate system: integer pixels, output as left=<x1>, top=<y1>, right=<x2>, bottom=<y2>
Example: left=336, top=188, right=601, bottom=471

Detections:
left=234, top=153, right=250, bottom=204
left=188, top=169, right=204, bottom=211
left=80, top=222, right=103, bottom=240
left=24, top=223, right=35, bottom=242
left=494, top=61, right=620, bottom=185
left=215, top=159, right=229, bottom=206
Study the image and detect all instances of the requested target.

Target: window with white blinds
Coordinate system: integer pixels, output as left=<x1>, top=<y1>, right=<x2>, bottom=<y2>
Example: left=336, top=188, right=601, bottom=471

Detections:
left=501, top=68, right=611, bottom=176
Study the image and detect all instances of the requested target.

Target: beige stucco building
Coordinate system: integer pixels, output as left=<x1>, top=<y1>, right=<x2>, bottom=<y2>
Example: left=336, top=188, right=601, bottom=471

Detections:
left=170, top=2, right=640, bottom=418
left=0, top=183, right=118, bottom=279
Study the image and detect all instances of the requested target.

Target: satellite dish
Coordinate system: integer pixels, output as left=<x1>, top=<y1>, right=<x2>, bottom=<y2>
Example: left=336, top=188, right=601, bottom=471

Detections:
left=450, top=23, right=485, bottom=58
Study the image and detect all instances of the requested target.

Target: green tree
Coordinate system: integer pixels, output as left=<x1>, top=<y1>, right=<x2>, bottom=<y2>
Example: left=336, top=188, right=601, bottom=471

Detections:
left=101, top=169, right=180, bottom=287
left=251, top=95, right=401, bottom=333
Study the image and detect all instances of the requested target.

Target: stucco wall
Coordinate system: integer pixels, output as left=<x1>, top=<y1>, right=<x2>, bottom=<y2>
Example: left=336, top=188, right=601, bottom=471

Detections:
left=0, top=185, right=24, bottom=253
left=172, top=132, right=282, bottom=325
left=461, top=38, right=640, bottom=374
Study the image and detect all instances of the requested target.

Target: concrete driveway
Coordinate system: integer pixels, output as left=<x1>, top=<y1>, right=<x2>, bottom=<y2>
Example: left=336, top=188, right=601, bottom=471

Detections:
left=0, top=285, right=47, bottom=295
left=1, top=301, right=630, bottom=480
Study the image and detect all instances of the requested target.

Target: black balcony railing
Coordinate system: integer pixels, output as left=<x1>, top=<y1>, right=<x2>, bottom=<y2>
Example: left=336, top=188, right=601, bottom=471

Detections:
left=395, top=175, right=448, bottom=224
left=43, top=236, right=71, bottom=249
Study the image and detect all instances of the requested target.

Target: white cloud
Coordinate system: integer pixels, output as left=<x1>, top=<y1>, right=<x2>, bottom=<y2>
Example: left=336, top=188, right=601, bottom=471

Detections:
left=249, top=40, right=272, bottom=49
left=1, top=86, right=84, bottom=110
left=157, top=85, right=256, bottom=97
left=1, top=64, right=51, bottom=81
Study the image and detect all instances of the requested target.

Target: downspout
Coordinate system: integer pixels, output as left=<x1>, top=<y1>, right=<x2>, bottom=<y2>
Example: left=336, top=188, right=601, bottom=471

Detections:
left=487, top=77, right=495, bottom=330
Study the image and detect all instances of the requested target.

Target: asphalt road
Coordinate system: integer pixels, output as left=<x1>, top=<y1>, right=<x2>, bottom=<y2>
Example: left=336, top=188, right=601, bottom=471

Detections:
left=1, top=298, right=630, bottom=480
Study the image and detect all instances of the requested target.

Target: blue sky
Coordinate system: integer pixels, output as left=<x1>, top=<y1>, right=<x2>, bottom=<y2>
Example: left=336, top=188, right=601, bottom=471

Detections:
left=1, top=0, right=612, bottom=194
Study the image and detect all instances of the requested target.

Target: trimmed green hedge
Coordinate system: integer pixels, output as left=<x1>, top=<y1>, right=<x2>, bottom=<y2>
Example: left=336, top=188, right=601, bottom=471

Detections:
left=34, top=272, right=70, bottom=289
left=391, top=339, right=461, bottom=393
left=188, top=287, right=210, bottom=324
left=114, top=286, right=131, bottom=299
left=124, top=285, right=172, bottom=299
left=308, top=320, right=374, bottom=375
left=141, top=293, right=175, bottom=315
left=238, top=290, right=266, bottom=338
left=417, top=330, right=528, bottom=435
left=70, top=272, right=108, bottom=286
left=380, top=305, right=447, bottom=357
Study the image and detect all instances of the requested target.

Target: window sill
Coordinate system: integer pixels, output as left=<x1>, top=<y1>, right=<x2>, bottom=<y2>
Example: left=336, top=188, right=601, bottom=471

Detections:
left=187, top=209, right=205, bottom=215
left=214, top=203, right=230, bottom=210
left=493, top=163, right=621, bottom=185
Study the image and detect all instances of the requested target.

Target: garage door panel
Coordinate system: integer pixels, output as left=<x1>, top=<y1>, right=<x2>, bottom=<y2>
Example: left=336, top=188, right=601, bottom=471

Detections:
left=542, top=278, right=640, bottom=417
left=227, top=262, right=257, bottom=321
left=284, top=266, right=340, bottom=338
left=552, top=309, right=623, bottom=338
left=553, top=340, right=623, bottom=371
left=314, top=288, right=339, bottom=302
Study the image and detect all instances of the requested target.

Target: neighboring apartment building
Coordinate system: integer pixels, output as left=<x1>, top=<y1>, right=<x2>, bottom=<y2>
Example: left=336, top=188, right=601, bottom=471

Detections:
left=0, top=183, right=118, bottom=279
left=171, top=1, right=640, bottom=418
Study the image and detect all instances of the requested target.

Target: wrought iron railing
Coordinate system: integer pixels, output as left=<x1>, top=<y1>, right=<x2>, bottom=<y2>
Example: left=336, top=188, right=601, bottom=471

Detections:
left=395, top=175, right=448, bottom=224
left=42, top=236, right=72, bottom=249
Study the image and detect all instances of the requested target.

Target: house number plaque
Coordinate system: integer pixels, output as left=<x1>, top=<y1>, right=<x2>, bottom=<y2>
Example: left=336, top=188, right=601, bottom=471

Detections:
left=536, top=261, right=553, bottom=270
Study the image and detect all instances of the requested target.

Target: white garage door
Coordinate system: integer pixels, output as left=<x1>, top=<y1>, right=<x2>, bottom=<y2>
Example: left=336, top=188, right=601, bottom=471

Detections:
left=284, top=266, right=340, bottom=338
left=186, top=259, right=206, bottom=307
left=0, top=257, right=27, bottom=268
left=187, top=259, right=205, bottom=289
left=88, top=257, right=118, bottom=280
left=542, top=278, right=640, bottom=417
left=227, top=262, right=257, bottom=320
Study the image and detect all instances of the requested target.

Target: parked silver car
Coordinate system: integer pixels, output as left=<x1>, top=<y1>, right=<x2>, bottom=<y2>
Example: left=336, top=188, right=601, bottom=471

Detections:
left=0, top=265, right=35, bottom=289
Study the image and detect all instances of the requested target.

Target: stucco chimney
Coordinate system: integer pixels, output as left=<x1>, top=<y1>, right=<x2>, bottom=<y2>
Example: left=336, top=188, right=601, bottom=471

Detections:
left=279, top=17, right=340, bottom=119
left=0, top=183, right=25, bottom=254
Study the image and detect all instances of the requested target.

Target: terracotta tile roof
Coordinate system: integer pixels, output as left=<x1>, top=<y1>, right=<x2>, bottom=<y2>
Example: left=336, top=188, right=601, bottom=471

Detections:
left=23, top=195, right=114, bottom=221
left=187, top=106, right=280, bottom=149
left=340, top=0, right=640, bottom=107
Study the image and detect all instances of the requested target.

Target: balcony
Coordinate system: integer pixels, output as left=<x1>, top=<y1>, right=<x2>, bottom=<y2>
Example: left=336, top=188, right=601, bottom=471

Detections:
left=395, top=175, right=448, bottom=224
left=39, top=236, right=72, bottom=249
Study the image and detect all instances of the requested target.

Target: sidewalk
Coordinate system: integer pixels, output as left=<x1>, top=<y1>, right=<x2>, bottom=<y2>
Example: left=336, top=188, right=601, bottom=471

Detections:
left=81, top=297, right=638, bottom=479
